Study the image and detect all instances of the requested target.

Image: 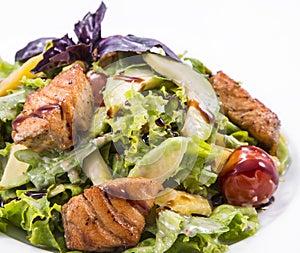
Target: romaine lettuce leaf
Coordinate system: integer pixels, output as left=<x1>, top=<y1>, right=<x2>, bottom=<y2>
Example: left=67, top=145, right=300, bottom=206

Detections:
left=276, top=134, right=290, bottom=175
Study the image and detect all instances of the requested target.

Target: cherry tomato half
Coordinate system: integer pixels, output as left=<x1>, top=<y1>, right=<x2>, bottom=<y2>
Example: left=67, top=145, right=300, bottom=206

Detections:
left=218, top=146, right=279, bottom=207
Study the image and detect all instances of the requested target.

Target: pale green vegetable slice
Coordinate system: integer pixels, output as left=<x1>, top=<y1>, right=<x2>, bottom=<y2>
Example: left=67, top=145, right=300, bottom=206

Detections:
left=128, top=137, right=189, bottom=183
left=82, top=149, right=112, bottom=185
left=123, top=65, right=175, bottom=91
left=0, top=144, right=30, bottom=189
left=103, top=77, right=140, bottom=116
left=181, top=105, right=209, bottom=139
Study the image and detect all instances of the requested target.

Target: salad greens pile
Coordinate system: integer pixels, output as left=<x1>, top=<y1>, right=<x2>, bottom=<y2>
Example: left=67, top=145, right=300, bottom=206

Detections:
left=0, top=2, right=289, bottom=253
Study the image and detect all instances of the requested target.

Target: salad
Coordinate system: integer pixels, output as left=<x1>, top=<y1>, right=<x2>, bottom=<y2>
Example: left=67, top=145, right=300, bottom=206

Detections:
left=0, top=2, right=290, bottom=253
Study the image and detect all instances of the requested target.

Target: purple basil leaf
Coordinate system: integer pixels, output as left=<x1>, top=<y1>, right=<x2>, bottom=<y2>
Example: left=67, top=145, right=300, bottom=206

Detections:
left=15, top=37, right=55, bottom=62
left=74, top=2, right=107, bottom=45
left=97, top=34, right=180, bottom=61
left=31, top=35, right=92, bottom=77
left=29, top=2, right=179, bottom=77
left=31, top=34, right=75, bottom=73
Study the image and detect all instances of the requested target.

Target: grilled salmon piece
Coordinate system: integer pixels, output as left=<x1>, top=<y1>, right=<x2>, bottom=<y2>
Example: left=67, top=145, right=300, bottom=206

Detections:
left=12, top=64, right=94, bottom=152
left=210, top=71, right=280, bottom=155
left=62, top=177, right=163, bottom=252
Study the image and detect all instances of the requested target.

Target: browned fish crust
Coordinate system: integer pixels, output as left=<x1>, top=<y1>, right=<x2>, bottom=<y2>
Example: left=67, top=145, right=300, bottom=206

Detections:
left=12, top=64, right=94, bottom=152
left=62, top=177, right=163, bottom=252
left=210, top=71, right=280, bottom=155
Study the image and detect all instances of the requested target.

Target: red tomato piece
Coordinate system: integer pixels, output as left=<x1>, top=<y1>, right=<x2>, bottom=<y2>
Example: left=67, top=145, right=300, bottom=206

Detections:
left=218, top=146, right=279, bottom=207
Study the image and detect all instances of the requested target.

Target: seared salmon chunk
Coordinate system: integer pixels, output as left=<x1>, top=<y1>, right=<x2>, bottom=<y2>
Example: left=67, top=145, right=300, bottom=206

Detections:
left=12, top=64, right=94, bottom=152
left=210, top=71, right=280, bottom=155
left=62, top=177, right=163, bottom=252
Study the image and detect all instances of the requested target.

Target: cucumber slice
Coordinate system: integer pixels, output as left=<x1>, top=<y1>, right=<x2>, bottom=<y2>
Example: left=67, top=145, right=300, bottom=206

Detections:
left=128, top=137, right=189, bottom=183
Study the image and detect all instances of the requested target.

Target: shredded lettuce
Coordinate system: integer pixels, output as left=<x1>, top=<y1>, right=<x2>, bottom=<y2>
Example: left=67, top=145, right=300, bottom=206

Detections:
left=104, top=88, right=186, bottom=174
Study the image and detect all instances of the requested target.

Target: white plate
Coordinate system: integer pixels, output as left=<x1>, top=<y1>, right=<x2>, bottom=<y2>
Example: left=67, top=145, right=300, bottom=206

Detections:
left=1, top=0, right=300, bottom=252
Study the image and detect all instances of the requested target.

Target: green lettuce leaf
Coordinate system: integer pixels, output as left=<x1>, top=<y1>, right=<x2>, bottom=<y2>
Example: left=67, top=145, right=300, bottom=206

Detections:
left=276, top=134, right=290, bottom=175
left=0, top=89, right=30, bottom=122
left=1, top=190, right=65, bottom=252
left=0, top=208, right=8, bottom=232
left=0, top=58, right=20, bottom=81
left=105, top=88, right=186, bottom=174
left=126, top=209, right=229, bottom=253
left=184, top=57, right=211, bottom=76
left=210, top=204, right=260, bottom=244
left=0, top=89, right=32, bottom=147
left=21, top=76, right=51, bottom=89
left=127, top=204, right=260, bottom=253
left=14, top=141, right=97, bottom=189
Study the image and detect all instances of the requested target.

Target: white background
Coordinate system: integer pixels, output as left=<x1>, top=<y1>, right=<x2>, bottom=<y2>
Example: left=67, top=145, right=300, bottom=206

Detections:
left=1, top=0, right=300, bottom=252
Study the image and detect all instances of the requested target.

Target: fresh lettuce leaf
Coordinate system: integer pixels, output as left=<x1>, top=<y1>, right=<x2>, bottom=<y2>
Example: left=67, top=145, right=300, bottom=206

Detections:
left=14, top=142, right=97, bottom=189
left=0, top=190, right=66, bottom=252
left=215, top=114, right=257, bottom=148
left=0, top=89, right=31, bottom=147
left=126, top=209, right=229, bottom=253
left=210, top=204, right=260, bottom=244
left=184, top=57, right=211, bottom=76
left=276, top=134, right=290, bottom=175
left=0, top=58, right=20, bottom=81
left=0, top=207, right=8, bottom=232
left=21, top=76, right=50, bottom=89
left=128, top=205, right=259, bottom=253
left=0, top=89, right=29, bottom=122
